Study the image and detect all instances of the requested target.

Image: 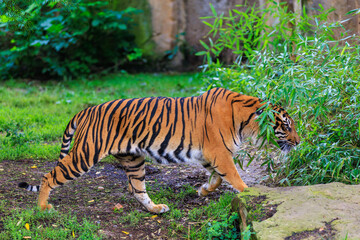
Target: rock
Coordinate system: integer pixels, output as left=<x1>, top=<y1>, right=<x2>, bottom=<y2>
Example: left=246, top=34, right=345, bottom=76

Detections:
left=236, top=182, right=360, bottom=240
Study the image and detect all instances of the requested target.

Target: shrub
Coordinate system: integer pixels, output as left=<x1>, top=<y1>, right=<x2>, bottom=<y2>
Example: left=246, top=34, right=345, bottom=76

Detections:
left=198, top=2, right=360, bottom=185
left=206, top=212, right=241, bottom=240
left=0, top=0, right=142, bottom=79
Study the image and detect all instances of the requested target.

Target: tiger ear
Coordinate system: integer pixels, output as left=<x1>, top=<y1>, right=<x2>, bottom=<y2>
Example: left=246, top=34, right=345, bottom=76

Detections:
left=255, top=109, right=263, bottom=115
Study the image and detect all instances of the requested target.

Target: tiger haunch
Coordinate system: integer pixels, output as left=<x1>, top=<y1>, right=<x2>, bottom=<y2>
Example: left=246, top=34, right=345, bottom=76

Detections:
left=19, top=88, right=299, bottom=213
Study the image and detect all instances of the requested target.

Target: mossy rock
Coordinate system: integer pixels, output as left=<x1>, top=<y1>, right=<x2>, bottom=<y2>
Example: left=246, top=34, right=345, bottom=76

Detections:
left=234, top=182, right=360, bottom=240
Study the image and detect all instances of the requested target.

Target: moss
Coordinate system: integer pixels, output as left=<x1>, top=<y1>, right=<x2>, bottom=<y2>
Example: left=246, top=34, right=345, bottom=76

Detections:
left=308, top=189, right=335, bottom=200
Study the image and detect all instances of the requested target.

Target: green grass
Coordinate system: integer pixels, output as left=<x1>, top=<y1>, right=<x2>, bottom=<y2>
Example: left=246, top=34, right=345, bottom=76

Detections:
left=117, top=210, right=152, bottom=227
left=0, top=206, right=100, bottom=240
left=0, top=73, right=202, bottom=161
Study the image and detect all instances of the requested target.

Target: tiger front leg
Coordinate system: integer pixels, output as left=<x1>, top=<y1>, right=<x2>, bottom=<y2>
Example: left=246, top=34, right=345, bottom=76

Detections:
left=121, top=155, right=169, bottom=213
left=198, top=163, right=223, bottom=197
left=204, top=150, right=248, bottom=193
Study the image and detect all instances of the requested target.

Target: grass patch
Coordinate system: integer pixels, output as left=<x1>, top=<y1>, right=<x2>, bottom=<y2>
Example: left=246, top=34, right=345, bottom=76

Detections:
left=118, top=210, right=152, bottom=227
left=0, top=207, right=101, bottom=240
left=0, top=73, right=202, bottom=161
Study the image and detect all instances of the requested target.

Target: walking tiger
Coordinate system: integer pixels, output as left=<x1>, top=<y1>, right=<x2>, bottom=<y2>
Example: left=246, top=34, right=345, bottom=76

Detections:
left=19, top=88, right=300, bottom=213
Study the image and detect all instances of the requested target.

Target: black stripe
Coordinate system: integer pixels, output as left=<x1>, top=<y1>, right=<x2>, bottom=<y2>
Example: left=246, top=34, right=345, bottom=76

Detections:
left=219, top=130, right=233, bottom=154
left=158, top=125, right=173, bottom=156
left=186, top=132, right=193, bottom=158
left=203, top=163, right=211, bottom=168
left=128, top=159, right=145, bottom=169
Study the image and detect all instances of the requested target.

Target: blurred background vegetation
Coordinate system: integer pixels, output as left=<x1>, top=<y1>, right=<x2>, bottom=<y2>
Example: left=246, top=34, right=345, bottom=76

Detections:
left=0, top=0, right=143, bottom=79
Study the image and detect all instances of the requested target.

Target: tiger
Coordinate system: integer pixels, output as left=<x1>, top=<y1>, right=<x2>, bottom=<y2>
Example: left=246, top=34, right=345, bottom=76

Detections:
left=18, top=87, right=300, bottom=213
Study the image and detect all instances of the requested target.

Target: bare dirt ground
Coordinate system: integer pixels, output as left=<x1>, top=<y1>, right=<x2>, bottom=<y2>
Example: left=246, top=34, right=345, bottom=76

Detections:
left=0, top=156, right=268, bottom=239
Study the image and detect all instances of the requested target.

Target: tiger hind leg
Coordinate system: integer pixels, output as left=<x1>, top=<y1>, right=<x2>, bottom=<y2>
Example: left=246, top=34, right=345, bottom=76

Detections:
left=117, top=154, right=169, bottom=213
left=198, top=163, right=223, bottom=197
left=37, top=152, right=88, bottom=210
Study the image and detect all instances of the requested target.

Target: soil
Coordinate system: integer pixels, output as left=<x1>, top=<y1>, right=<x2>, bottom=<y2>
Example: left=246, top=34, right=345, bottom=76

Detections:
left=0, top=157, right=267, bottom=239
left=284, top=218, right=338, bottom=240
left=245, top=195, right=281, bottom=222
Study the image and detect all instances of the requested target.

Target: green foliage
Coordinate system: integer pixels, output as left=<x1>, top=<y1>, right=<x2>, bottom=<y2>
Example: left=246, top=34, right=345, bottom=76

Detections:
left=199, top=2, right=360, bottom=185
left=185, top=192, right=239, bottom=239
left=206, top=212, right=241, bottom=240
left=0, top=0, right=142, bottom=79
left=241, top=225, right=256, bottom=240
left=0, top=207, right=101, bottom=240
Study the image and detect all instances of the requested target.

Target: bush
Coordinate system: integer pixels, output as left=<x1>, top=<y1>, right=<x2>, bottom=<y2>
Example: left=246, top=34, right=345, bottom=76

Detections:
left=206, top=212, right=241, bottom=240
left=198, top=2, right=360, bottom=185
left=0, top=0, right=142, bottom=79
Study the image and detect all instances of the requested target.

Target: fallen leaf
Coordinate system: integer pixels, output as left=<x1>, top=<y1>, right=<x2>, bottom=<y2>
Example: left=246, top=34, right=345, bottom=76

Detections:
left=113, top=203, right=123, bottom=210
left=151, top=215, right=158, bottom=219
left=88, top=200, right=95, bottom=203
left=30, top=165, right=37, bottom=169
left=72, top=231, right=75, bottom=238
left=25, top=223, right=30, bottom=230
left=122, top=231, right=129, bottom=235
left=23, top=237, right=31, bottom=239
left=157, top=220, right=161, bottom=223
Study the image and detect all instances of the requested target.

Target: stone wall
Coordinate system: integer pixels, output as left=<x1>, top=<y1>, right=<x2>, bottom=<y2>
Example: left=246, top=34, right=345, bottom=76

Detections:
left=109, top=0, right=360, bottom=68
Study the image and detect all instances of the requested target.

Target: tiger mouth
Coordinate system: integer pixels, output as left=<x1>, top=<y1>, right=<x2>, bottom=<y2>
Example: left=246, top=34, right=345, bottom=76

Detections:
left=277, top=140, right=295, bottom=153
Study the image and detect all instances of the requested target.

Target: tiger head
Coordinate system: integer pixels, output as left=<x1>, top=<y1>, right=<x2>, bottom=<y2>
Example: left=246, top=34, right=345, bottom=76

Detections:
left=255, top=104, right=300, bottom=153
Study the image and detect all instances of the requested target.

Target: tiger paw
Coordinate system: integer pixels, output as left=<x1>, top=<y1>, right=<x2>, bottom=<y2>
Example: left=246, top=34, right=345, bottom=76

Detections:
left=40, top=203, right=53, bottom=211
left=240, top=183, right=249, bottom=192
left=148, top=204, right=169, bottom=213
left=198, top=184, right=210, bottom=197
